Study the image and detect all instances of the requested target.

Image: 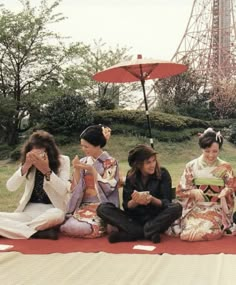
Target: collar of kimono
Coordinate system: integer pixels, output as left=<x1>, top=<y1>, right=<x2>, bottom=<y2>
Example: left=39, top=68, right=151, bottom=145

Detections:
left=199, top=154, right=220, bottom=167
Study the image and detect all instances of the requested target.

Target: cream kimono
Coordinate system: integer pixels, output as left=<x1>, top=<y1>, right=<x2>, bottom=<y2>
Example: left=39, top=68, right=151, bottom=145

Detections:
left=173, top=155, right=235, bottom=241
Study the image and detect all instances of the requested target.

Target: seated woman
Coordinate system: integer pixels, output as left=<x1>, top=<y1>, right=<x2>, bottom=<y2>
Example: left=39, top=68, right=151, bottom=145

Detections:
left=97, top=144, right=182, bottom=243
left=0, top=130, right=71, bottom=239
left=60, top=124, right=120, bottom=238
left=176, top=128, right=235, bottom=241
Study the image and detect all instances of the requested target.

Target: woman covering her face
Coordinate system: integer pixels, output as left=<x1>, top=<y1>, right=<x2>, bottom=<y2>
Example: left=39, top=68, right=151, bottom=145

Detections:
left=175, top=128, right=235, bottom=241
left=97, top=144, right=182, bottom=243
left=60, top=124, right=120, bottom=238
left=0, top=130, right=70, bottom=240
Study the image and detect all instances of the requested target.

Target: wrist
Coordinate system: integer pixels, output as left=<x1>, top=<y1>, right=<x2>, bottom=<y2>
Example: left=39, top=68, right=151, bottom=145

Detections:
left=21, top=164, right=31, bottom=176
left=128, top=199, right=138, bottom=208
left=44, top=169, right=52, bottom=181
left=148, top=195, right=153, bottom=203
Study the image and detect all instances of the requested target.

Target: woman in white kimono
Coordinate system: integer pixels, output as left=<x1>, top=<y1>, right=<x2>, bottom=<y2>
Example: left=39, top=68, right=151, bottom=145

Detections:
left=176, top=128, right=235, bottom=241
left=60, top=124, right=120, bottom=238
left=0, top=130, right=70, bottom=239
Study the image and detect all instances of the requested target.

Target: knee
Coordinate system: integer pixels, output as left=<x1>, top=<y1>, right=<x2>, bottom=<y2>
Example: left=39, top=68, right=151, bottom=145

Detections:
left=143, top=222, right=150, bottom=233
left=60, top=217, right=92, bottom=237
left=173, top=203, right=183, bottom=216
left=168, top=203, right=183, bottom=219
left=47, top=208, right=65, bottom=224
left=97, top=202, right=115, bottom=217
left=60, top=217, right=76, bottom=235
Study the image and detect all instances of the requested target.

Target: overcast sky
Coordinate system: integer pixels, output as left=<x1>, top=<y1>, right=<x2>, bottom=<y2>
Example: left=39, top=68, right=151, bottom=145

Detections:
left=3, top=0, right=193, bottom=60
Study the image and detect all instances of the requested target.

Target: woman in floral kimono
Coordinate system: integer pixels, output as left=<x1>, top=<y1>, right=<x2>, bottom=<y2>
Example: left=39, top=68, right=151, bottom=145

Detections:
left=176, top=128, right=235, bottom=241
left=60, top=125, right=119, bottom=238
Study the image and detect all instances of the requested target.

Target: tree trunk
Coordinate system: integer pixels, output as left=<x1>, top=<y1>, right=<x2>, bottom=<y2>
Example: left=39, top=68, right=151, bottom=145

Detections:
left=7, top=122, right=19, bottom=146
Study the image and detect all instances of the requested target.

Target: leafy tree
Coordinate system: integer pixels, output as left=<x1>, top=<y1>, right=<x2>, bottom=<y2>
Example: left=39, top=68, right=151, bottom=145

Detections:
left=41, top=93, right=93, bottom=135
left=153, top=67, right=213, bottom=119
left=0, top=0, right=78, bottom=145
left=61, top=39, right=140, bottom=110
left=0, top=97, right=17, bottom=144
left=211, top=79, right=236, bottom=119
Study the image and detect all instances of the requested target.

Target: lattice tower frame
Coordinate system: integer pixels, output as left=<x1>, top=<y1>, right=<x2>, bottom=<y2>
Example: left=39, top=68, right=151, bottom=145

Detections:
left=137, top=0, right=236, bottom=109
left=172, top=0, right=236, bottom=85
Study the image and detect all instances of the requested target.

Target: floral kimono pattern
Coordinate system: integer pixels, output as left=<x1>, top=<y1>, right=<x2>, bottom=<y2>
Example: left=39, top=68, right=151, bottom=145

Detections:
left=66, top=152, right=119, bottom=238
left=169, top=155, right=235, bottom=241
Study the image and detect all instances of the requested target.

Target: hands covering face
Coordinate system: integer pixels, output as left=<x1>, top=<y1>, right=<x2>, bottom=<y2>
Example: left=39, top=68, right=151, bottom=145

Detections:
left=25, top=149, right=50, bottom=175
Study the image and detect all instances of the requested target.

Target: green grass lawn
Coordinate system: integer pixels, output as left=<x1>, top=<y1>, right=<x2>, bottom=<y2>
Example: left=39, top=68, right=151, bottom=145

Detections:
left=1, top=134, right=236, bottom=212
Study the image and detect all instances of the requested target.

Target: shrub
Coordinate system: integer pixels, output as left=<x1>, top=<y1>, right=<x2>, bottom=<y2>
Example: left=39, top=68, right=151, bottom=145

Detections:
left=228, top=123, right=236, bottom=144
left=41, top=94, right=94, bottom=135
left=94, top=110, right=208, bottom=131
left=9, top=146, right=22, bottom=161
left=0, top=144, right=14, bottom=160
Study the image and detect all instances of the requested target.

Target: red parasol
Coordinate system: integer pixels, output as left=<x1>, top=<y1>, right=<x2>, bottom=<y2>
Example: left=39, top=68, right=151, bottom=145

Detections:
left=93, top=55, right=188, bottom=148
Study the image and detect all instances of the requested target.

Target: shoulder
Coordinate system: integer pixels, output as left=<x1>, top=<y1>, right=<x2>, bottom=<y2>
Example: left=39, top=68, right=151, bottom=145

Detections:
left=160, top=166, right=170, bottom=175
left=100, top=152, right=118, bottom=165
left=185, top=157, right=199, bottom=168
left=160, top=167, right=171, bottom=179
left=217, top=157, right=230, bottom=165
left=217, top=158, right=233, bottom=171
left=102, top=151, right=116, bottom=160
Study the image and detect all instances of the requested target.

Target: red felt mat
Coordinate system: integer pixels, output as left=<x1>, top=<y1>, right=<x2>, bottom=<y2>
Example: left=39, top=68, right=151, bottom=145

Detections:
left=1, top=234, right=236, bottom=255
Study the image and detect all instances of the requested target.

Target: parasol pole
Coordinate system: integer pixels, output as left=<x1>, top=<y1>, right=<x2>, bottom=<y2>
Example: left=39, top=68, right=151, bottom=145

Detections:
left=140, top=77, right=154, bottom=149
left=137, top=54, right=154, bottom=148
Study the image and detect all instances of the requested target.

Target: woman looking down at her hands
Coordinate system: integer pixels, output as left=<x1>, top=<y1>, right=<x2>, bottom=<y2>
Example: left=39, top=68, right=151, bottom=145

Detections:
left=60, top=124, right=120, bottom=238
left=176, top=128, right=235, bottom=241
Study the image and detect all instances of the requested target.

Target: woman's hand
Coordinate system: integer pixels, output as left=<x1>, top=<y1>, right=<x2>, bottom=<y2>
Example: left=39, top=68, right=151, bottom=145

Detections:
left=131, top=190, right=152, bottom=205
left=21, top=152, right=34, bottom=175
left=72, top=155, right=80, bottom=170
left=72, top=155, right=93, bottom=171
left=72, top=155, right=96, bottom=177
left=29, top=150, right=51, bottom=175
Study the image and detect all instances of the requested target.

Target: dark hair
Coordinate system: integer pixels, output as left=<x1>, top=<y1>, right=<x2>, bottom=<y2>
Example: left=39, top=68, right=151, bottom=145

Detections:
left=21, top=130, right=61, bottom=176
left=198, top=128, right=223, bottom=149
left=127, top=144, right=161, bottom=179
left=80, top=125, right=107, bottom=147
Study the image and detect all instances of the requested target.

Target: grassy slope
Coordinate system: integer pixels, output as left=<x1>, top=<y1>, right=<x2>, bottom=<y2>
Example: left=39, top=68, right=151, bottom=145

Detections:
left=1, top=134, right=236, bottom=211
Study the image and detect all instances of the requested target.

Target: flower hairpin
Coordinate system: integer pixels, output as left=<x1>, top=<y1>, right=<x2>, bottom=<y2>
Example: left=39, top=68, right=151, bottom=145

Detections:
left=102, top=126, right=111, bottom=141
left=204, top=127, right=214, bottom=134
left=216, top=131, right=222, bottom=143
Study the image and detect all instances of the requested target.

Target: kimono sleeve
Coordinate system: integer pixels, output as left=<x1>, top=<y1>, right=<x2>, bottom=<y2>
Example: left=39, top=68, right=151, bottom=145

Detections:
left=95, top=158, right=119, bottom=197
left=176, top=162, right=195, bottom=199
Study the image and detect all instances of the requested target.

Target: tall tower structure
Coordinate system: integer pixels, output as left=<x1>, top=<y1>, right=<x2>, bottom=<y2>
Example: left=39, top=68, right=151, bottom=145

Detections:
left=172, top=0, right=236, bottom=86
left=137, top=0, right=236, bottom=110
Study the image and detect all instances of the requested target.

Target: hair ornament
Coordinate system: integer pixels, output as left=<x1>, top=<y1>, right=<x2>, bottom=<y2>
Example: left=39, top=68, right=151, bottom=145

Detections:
left=102, top=126, right=111, bottom=141
left=216, top=131, right=222, bottom=143
left=203, top=127, right=214, bottom=134
left=198, top=127, right=215, bottom=137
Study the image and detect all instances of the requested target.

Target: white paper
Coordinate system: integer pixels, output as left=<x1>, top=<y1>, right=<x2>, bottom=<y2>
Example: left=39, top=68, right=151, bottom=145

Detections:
left=133, top=245, right=156, bottom=251
left=0, top=244, right=14, bottom=250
